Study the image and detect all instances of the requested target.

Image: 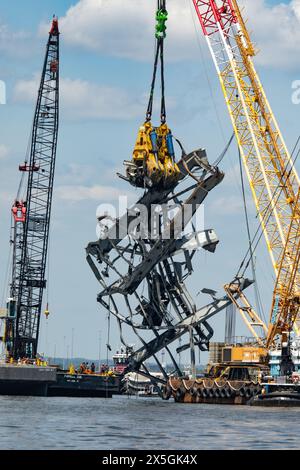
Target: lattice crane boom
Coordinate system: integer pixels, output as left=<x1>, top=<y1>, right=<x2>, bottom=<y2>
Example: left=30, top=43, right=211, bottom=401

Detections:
left=192, top=0, right=299, bottom=273
left=267, top=187, right=300, bottom=349
left=4, top=17, right=60, bottom=359
left=192, top=0, right=300, bottom=340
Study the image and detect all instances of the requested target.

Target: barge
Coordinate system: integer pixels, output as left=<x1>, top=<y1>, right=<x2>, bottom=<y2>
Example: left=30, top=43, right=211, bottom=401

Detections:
left=48, top=371, right=121, bottom=398
left=0, top=363, right=121, bottom=398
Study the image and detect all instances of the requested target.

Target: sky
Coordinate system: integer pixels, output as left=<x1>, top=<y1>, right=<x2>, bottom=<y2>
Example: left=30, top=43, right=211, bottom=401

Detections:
left=0, top=0, right=299, bottom=364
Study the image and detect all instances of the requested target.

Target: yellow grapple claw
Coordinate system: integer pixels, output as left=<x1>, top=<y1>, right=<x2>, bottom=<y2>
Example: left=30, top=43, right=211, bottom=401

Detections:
left=156, top=123, right=181, bottom=188
left=127, top=120, right=180, bottom=189
left=130, top=121, right=163, bottom=187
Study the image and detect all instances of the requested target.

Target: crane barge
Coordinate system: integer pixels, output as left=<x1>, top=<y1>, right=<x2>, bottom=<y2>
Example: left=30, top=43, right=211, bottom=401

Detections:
left=0, top=17, right=120, bottom=397
left=0, top=16, right=61, bottom=395
left=191, top=0, right=300, bottom=357
left=165, top=0, right=300, bottom=405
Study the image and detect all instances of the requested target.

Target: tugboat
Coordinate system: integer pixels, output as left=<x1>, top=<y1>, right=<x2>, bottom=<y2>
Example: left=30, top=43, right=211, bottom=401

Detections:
left=250, top=339, right=300, bottom=407
left=112, top=348, right=131, bottom=375
left=250, top=376, right=300, bottom=407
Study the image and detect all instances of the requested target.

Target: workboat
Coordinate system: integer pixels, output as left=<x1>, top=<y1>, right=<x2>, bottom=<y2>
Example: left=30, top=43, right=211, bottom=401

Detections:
left=250, top=377, right=300, bottom=407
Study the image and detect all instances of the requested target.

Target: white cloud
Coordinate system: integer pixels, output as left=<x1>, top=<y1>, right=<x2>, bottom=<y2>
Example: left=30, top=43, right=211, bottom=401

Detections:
left=49, top=0, right=300, bottom=68
left=13, top=76, right=144, bottom=120
left=0, top=144, right=9, bottom=159
left=240, top=0, right=300, bottom=68
left=55, top=184, right=134, bottom=202
left=0, top=21, right=32, bottom=58
left=40, top=0, right=199, bottom=62
left=58, top=163, right=98, bottom=185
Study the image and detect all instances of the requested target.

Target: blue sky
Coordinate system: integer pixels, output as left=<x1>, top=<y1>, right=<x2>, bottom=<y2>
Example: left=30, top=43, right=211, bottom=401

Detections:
left=0, top=0, right=299, bottom=363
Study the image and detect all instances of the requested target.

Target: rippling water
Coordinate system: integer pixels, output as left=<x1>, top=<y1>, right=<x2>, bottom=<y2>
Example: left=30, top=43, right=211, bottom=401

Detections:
left=0, top=395, right=299, bottom=450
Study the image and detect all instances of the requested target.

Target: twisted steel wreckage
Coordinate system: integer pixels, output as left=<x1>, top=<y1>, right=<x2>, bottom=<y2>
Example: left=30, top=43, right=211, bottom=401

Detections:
left=86, top=1, right=300, bottom=405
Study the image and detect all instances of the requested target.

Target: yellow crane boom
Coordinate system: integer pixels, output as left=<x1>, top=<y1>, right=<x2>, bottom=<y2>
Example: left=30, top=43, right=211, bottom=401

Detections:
left=192, top=0, right=300, bottom=340
left=267, top=188, right=300, bottom=348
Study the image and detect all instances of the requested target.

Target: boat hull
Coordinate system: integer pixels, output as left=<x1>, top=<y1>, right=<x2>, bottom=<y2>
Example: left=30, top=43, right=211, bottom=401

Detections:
left=250, top=394, right=300, bottom=407
left=0, top=365, right=121, bottom=398
left=48, top=372, right=121, bottom=398
left=250, top=384, right=300, bottom=407
left=0, top=364, right=56, bottom=397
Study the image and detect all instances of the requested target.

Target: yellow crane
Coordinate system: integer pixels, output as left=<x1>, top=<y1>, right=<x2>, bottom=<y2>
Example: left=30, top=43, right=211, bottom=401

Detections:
left=192, top=0, right=300, bottom=366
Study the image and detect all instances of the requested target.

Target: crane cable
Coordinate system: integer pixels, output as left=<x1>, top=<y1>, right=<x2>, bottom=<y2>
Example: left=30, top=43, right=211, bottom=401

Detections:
left=1, top=127, right=33, bottom=309
left=146, top=0, right=168, bottom=123
left=238, top=146, right=266, bottom=323
left=235, top=134, right=300, bottom=280
left=0, top=217, right=13, bottom=308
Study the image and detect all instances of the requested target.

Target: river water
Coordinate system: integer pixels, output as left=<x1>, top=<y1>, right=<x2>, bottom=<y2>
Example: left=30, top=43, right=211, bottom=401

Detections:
left=0, top=395, right=299, bottom=450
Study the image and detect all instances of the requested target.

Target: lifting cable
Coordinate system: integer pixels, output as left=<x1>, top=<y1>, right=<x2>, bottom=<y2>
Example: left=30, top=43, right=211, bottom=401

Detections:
left=106, top=307, right=111, bottom=364
left=0, top=130, right=32, bottom=308
left=213, top=132, right=234, bottom=167
left=146, top=0, right=168, bottom=124
left=238, top=147, right=266, bottom=323
left=0, top=219, right=13, bottom=309
left=17, top=126, right=34, bottom=201
left=235, top=134, right=300, bottom=281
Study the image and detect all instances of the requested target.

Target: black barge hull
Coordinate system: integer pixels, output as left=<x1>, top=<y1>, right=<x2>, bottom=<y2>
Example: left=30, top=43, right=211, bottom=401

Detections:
left=0, top=364, right=56, bottom=396
left=250, top=394, right=300, bottom=407
left=250, top=383, right=300, bottom=407
left=0, top=365, right=121, bottom=398
left=48, top=372, right=121, bottom=398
